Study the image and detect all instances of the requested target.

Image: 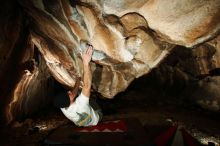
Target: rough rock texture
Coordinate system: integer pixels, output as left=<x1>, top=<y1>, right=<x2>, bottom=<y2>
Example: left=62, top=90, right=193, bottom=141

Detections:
left=0, top=0, right=53, bottom=123
left=193, top=76, right=220, bottom=111
left=176, top=35, right=220, bottom=77
left=206, top=35, right=220, bottom=71
left=0, top=0, right=220, bottom=122
left=152, top=35, right=220, bottom=111
left=81, top=0, right=220, bottom=47
left=6, top=54, right=54, bottom=122
left=3, top=33, right=54, bottom=123
left=192, top=35, right=220, bottom=111
left=18, top=0, right=174, bottom=98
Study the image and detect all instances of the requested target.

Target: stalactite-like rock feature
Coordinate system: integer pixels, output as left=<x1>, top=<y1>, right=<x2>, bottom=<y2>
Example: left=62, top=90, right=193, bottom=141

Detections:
left=7, top=56, right=53, bottom=122
left=31, top=32, right=82, bottom=88
left=19, top=0, right=174, bottom=98
left=3, top=34, right=54, bottom=123
left=20, top=0, right=84, bottom=89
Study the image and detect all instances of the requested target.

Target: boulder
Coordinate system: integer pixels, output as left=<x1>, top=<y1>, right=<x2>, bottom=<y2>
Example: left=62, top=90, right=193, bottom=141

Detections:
left=0, top=0, right=220, bottom=122
left=18, top=0, right=174, bottom=98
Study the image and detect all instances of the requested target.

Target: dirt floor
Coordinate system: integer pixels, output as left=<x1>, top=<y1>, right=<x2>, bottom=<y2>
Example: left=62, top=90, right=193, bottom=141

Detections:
left=1, top=77, right=220, bottom=146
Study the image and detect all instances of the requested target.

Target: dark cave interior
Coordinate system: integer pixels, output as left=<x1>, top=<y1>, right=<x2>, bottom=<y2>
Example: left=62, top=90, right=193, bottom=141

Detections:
left=0, top=0, right=220, bottom=145
left=1, top=48, right=220, bottom=145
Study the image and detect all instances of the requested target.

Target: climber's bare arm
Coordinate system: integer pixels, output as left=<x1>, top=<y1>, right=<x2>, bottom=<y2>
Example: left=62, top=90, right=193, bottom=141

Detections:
left=82, top=46, right=93, bottom=97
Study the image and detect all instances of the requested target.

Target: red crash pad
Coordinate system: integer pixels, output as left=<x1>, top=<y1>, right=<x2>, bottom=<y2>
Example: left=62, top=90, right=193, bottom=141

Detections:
left=43, top=118, right=149, bottom=146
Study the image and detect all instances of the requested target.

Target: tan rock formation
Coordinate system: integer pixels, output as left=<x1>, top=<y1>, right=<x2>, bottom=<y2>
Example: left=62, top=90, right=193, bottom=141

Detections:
left=139, top=0, right=220, bottom=47
left=17, top=0, right=175, bottom=98
left=81, top=0, right=220, bottom=47
left=17, top=0, right=219, bottom=98
left=0, top=0, right=220, bottom=122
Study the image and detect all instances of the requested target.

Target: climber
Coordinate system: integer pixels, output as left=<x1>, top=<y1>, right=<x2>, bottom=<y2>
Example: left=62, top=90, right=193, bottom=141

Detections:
left=53, top=45, right=102, bottom=127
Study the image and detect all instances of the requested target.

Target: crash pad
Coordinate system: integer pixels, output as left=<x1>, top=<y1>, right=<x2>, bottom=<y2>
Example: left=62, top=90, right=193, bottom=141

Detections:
left=43, top=118, right=149, bottom=146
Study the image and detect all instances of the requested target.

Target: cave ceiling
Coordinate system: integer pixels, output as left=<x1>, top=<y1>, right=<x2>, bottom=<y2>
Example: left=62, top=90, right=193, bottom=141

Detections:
left=0, top=0, right=219, bottom=122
